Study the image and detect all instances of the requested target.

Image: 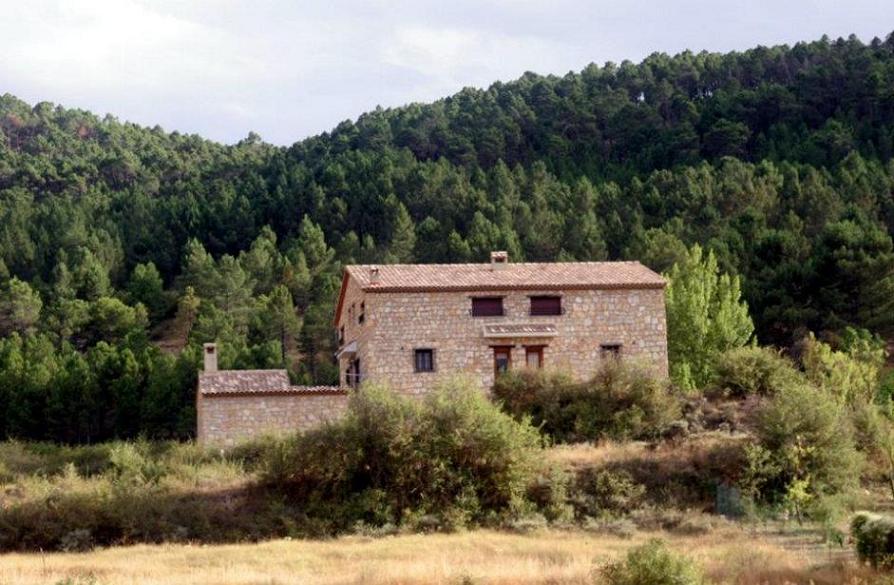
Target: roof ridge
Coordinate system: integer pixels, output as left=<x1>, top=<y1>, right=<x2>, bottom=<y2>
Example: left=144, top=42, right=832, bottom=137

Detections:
left=347, top=260, right=645, bottom=268
left=199, top=369, right=288, bottom=375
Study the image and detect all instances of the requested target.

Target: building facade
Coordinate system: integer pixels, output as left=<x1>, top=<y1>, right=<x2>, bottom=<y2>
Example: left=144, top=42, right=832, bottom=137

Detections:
left=334, top=252, right=668, bottom=395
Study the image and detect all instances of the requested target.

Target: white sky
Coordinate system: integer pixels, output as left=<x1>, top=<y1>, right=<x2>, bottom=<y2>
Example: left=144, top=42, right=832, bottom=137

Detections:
left=1, top=0, right=892, bottom=145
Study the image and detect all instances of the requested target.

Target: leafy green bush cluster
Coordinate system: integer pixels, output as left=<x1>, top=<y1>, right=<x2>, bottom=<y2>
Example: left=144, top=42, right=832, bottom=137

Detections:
left=740, top=381, right=862, bottom=518
left=260, top=379, right=550, bottom=532
left=723, top=330, right=891, bottom=518
left=597, top=539, right=705, bottom=585
left=493, top=361, right=680, bottom=443
left=570, top=469, right=645, bottom=520
left=851, top=512, right=894, bottom=569
left=711, top=346, right=803, bottom=398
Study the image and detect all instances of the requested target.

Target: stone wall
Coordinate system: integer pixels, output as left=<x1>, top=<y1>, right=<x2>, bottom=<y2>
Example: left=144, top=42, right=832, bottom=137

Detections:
left=337, top=275, right=375, bottom=387
left=196, top=391, right=349, bottom=445
left=338, top=286, right=668, bottom=397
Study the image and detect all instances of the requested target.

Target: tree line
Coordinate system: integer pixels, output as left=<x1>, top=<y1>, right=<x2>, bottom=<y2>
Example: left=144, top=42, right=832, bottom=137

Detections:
left=1, top=32, right=893, bottom=441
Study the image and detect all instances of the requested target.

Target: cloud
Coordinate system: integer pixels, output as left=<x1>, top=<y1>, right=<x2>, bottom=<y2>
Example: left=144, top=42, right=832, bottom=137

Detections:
left=0, top=1, right=892, bottom=144
left=381, top=26, right=573, bottom=99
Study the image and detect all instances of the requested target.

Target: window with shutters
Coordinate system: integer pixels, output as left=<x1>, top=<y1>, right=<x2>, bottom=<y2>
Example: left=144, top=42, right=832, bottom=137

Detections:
left=529, top=296, right=562, bottom=316
left=471, top=297, right=504, bottom=317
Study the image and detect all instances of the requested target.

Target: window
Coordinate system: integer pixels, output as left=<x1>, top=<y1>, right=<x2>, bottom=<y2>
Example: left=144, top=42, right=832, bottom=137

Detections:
left=600, top=344, right=622, bottom=360
left=338, top=326, right=345, bottom=345
left=493, top=346, right=512, bottom=377
left=358, top=301, right=365, bottom=325
left=346, top=358, right=361, bottom=388
left=414, top=349, right=435, bottom=373
left=472, top=297, right=504, bottom=317
left=525, top=345, right=544, bottom=369
left=530, top=296, right=562, bottom=316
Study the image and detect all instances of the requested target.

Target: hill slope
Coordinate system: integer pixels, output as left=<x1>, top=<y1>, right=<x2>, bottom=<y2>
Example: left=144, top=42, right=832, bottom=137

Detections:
left=0, top=32, right=893, bottom=440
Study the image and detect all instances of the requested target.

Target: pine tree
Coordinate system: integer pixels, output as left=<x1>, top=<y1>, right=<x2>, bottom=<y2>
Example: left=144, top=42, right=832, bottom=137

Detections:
left=0, top=278, right=42, bottom=336
left=74, top=248, right=110, bottom=301
left=387, top=202, right=416, bottom=263
left=174, top=286, right=201, bottom=345
left=214, top=255, right=255, bottom=334
left=257, top=285, right=300, bottom=362
left=127, top=262, right=166, bottom=321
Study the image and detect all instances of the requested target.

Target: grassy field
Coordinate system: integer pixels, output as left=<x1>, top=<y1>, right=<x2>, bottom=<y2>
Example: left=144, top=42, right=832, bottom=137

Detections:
left=0, top=435, right=887, bottom=584
left=0, top=526, right=876, bottom=585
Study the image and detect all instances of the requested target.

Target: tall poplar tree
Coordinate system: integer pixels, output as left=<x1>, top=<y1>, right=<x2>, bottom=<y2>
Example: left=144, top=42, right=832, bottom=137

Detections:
left=664, top=244, right=754, bottom=390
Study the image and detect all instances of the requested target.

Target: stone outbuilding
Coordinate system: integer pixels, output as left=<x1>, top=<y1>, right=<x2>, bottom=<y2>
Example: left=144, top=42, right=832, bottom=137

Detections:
left=195, top=343, right=347, bottom=445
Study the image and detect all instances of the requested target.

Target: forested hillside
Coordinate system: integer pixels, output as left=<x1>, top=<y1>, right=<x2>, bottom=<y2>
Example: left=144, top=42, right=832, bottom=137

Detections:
left=2, top=32, right=894, bottom=441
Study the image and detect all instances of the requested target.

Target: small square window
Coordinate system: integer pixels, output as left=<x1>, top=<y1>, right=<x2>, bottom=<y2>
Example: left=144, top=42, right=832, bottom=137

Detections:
left=414, top=349, right=435, bottom=373
left=601, top=344, right=622, bottom=360
left=358, top=302, right=365, bottom=325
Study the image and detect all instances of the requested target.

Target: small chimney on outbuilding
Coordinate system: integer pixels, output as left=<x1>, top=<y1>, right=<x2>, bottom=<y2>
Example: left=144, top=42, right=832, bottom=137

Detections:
left=203, top=343, right=218, bottom=373
left=490, top=251, right=508, bottom=270
left=369, top=267, right=381, bottom=284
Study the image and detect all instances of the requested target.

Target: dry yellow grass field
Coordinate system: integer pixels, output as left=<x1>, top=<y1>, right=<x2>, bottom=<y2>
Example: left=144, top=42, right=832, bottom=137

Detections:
left=0, top=526, right=877, bottom=585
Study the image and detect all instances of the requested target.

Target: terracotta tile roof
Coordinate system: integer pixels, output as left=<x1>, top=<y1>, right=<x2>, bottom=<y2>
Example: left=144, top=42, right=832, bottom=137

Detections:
left=198, top=370, right=345, bottom=396
left=345, top=261, right=665, bottom=293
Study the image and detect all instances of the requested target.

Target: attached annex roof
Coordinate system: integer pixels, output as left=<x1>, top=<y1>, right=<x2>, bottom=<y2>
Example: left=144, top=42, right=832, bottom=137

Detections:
left=198, top=370, right=344, bottom=396
left=334, top=260, right=665, bottom=324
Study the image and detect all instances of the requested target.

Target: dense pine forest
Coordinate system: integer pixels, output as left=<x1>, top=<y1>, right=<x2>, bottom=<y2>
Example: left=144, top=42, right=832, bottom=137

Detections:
left=1, top=32, right=894, bottom=442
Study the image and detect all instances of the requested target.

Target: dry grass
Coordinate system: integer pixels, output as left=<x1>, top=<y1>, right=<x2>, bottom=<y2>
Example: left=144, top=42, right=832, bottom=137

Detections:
left=0, top=526, right=879, bottom=585
left=546, top=432, right=750, bottom=471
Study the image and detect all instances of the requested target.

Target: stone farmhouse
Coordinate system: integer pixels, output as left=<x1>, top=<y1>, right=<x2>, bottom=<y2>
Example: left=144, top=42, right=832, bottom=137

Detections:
left=197, top=252, right=668, bottom=444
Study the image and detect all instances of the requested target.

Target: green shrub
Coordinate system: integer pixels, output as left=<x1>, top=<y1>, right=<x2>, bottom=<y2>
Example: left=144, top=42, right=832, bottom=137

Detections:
left=493, top=361, right=680, bottom=442
left=851, top=512, right=894, bottom=569
left=571, top=469, right=645, bottom=519
left=711, top=346, right=802, bottom=398
left=879, top=370, right=894, bottom=405
left=261, top=378, right=546, bottom=532
left=109, top=442, right=167, bottom=486
left=801, top=333, right=883, bottom=406
left=524, top=465, right=573, bottom=523
left=746, top=381, right=862, bottom=508
left=597, top=539, right=705, bottom=585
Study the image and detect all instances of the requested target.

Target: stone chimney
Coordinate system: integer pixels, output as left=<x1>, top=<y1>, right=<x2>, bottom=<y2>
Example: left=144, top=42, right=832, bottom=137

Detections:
left=490, top=251, right=508, bottom=270
left=203, top=343, right=218, bottom=373
left=369, top=267, right=381, bottom=284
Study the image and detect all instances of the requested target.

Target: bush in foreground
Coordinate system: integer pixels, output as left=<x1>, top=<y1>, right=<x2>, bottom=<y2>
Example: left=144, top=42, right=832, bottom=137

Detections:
left=741, top=381, right=862, bottom=518
left=260, top=378, right=550, bottom=532
left=493, top=361, right=680, bottom=443
left=596, top=539, right=705, bottom=585
left=851, top=512, right=894, bottom=569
